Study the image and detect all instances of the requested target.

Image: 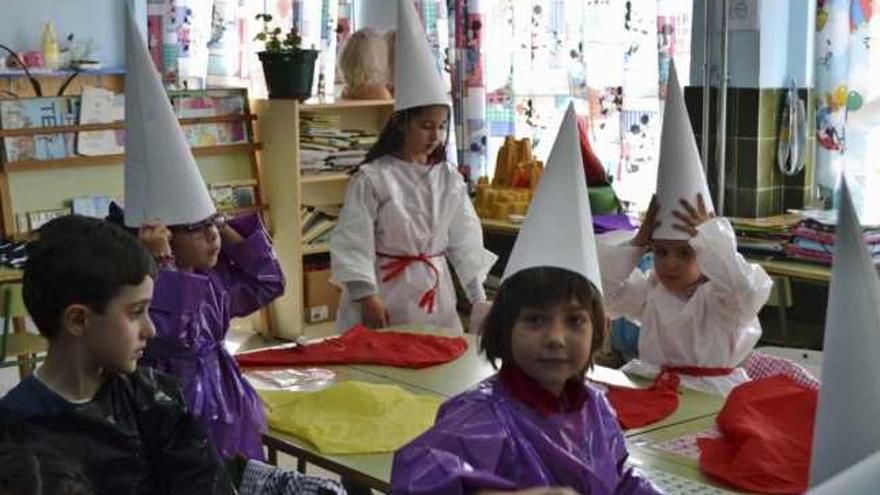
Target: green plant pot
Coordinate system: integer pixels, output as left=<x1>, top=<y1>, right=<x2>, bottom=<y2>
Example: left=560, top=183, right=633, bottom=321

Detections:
left=258, top=49, right=319, bottom=100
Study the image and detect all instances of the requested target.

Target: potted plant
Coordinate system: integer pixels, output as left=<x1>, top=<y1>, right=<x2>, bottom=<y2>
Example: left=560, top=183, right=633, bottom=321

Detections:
left=255, top=14, right=319, bottom=100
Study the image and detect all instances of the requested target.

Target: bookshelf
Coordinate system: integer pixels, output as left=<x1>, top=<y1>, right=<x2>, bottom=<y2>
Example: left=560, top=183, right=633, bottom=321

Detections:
left=0, top=88, right=263, bottom=239
left=254, top=98, right=394, bottom=339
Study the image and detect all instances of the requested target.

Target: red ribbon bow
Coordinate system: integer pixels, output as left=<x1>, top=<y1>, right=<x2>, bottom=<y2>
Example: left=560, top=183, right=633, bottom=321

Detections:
left=377, top=252, right=443, bottom=313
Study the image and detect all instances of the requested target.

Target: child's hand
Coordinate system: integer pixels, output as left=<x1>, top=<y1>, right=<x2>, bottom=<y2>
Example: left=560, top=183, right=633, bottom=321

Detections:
left=631, top=194, right=660, bottom=247
left=138, top=221, right=172, bottom=257
left=672, top=193, right=715, bottom=237
left=359, top=294, right=390, bottom=329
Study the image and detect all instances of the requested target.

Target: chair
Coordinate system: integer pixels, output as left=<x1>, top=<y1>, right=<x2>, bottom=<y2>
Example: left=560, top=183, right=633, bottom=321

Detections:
left=0, top=283, right=47, bottom=378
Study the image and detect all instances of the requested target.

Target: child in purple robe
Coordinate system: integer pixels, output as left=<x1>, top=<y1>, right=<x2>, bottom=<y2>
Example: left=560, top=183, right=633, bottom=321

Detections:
left=135, top=210, right=285, bottom=460
left=391, top=266, right=662, bottom=495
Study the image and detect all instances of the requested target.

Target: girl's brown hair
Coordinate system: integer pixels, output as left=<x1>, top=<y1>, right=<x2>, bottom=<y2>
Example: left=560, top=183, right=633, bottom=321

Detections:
left=479, top=266, right=606, bottom=371
left=359, top=104, right=449, bottom=167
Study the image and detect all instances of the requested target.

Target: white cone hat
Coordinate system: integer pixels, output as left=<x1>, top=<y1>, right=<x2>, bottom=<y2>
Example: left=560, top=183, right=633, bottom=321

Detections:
left=809, top=177, right=880, bottom=487
left=394, top=0, right=449, bottom=112
left=653, top=60, right=714, bottom=240
left=502, top=102, right=601, bottom=291
left=123, top=3, right=215, bottom=228
left=808, top=450, right=880, bottom=495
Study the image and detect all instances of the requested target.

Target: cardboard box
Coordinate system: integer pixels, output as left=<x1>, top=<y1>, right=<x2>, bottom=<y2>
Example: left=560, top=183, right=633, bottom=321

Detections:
left=303, top=268, right=340, bottom=323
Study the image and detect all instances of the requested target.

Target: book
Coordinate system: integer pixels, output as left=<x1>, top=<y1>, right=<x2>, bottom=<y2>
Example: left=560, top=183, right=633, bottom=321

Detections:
left=77, top=86, right=125, bottom=156
left=27, top=207, right=70, bottom=231
left=173, top=94, right=248, bottom=146
left=302, top=217, right=336, bottom=244
left=0, top=96, right=80, bottom=163
left=71, top=195, right=113, bottom=219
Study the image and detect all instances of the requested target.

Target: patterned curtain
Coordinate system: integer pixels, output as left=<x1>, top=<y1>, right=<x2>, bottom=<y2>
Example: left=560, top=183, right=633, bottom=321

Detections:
left=814, top=0, right=880, bottom=219
left=471, top=0, right=692, bottom=209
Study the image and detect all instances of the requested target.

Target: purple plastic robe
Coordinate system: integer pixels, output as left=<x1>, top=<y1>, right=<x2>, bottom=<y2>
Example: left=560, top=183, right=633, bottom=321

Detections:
left=392, top=375, right=662, bottom=495
left=142, top=213, right=285, bottom=460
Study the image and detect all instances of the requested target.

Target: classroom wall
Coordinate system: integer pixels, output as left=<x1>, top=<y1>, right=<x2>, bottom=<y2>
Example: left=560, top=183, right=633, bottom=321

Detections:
left=0, top=0, right=146, bottom=70
left=690, top=0, right=815, bottom=89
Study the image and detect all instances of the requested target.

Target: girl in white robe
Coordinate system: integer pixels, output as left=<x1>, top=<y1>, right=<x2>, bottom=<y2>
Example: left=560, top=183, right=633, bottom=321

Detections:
left=331, top=105, right=497, bottom=333
left=597, top=194, right=773, bottom=395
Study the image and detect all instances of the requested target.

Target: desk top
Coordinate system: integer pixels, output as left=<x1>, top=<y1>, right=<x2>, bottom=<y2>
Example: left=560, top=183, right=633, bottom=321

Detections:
left=0, top=268, right=22, bottom=284
left=748, top=257, right=831, bottom=284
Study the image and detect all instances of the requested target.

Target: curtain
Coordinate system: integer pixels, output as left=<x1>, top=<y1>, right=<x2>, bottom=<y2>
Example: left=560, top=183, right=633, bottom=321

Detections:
left=814, top=0, right=880, bottom=221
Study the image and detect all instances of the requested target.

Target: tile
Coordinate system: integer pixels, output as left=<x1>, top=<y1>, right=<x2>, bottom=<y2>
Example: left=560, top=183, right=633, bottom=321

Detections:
left=757, top=138, right=780, bottom=188
left=735, top=138, right=758, bottom=189
left=758, top=88, right=784, bottom=139
left=738, top=190, right=758, bottom=218
left=734, top=88, right=759, bottom=138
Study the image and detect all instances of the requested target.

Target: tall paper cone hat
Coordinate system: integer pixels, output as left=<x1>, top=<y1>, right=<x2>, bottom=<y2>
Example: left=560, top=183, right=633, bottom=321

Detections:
left=807, top=450, right=880, bottom=495
left=123, top=3, right=216, bottom=228
left=394, top=0, right=449, bottom=112
left=502, top=101, right=601, bottom=291
left=653, top=60, right=714, bottom=240
left=809, top=177, right=880, bottom=487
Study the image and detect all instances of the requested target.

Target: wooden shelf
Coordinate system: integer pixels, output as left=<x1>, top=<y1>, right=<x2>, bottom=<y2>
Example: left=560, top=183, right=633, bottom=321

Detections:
left=0, top=114, right=258, bottom=138
left=3, top=143, right=262, bottom=173
left=300, top=172, right=350, bottom=184
left=302, top=243, right=330, bottom=255
left=300, top=99, right=394, bottom=111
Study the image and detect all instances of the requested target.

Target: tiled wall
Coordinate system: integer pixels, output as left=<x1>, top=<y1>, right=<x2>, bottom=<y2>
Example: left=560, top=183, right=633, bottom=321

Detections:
left=684, top=86, right=815, bottom=218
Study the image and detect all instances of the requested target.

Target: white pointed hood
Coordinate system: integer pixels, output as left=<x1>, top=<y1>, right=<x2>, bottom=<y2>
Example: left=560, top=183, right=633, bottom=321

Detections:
left=653, top=60, right=714, bottom=240
left=809, top=177, right=880, bottom=487
left=502, top=102, right=601, bottom=290
left=808, top=450, right=880, bottom=495
left=394, top=0, right=449, bottom=112
left=123, top=3, right=215, bottom=228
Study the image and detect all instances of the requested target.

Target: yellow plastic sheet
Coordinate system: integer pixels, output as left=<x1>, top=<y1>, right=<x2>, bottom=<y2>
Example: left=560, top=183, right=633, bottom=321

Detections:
left=259, top=381, right=441, bottom=454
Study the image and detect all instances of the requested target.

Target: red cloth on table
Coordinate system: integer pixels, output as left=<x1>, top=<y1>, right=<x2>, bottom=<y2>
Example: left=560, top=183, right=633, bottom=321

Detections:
left=604, top=366, right=733, bottom=430
left=697, top=375, right=818, bottom=494
left=235, top=325, right=468, bottom=369
left=604, top=370, right=680, bottom=430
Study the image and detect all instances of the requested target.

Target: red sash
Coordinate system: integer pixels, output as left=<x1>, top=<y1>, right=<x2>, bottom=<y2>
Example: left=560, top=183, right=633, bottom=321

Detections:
left=377, top=252, right=443, bottom=313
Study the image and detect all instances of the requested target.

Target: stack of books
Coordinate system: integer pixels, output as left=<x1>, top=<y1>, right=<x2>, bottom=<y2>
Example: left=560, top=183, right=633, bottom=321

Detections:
left=299, top=114, right=378, bottom=173
left=730, top=214, right=801, bottom=256
left=300, top=206, right=338, bottom=246
left=785, top=209, right=880, bottom=265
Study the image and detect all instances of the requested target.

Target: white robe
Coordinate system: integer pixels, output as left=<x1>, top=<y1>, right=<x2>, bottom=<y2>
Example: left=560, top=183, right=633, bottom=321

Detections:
left=597, top=217, right=773, bottom=395
left=330, top=155, right=497, bottom=333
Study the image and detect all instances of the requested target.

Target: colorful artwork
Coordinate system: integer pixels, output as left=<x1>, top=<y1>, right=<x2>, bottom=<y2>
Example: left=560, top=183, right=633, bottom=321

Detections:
left=0, top=97, right=79, bottom=163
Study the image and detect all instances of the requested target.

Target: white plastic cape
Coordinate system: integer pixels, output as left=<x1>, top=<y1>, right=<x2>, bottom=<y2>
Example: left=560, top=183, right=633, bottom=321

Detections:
left=597, top=217, right=772, bottom=395
left=330, top=156, right=497, bottom=333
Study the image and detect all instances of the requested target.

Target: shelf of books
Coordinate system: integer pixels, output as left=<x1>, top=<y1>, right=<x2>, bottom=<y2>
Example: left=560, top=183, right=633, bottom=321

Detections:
left=255, top=98, right=393, bottom=339
left=0, top=87, right=263, bottom=240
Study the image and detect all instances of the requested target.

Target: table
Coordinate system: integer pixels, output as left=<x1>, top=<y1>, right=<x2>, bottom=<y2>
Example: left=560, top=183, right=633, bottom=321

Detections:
left=249, top=328, right=732, bottom=493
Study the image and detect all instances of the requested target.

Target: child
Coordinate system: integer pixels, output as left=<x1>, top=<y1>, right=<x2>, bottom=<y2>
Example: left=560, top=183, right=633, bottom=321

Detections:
left=597, top=62, right=771, bottom=395
left=0, top=215, right=235, bottom=494
left=392, top=267, right=661, bottom=494
left=0, top=443, right=95, bottom=495
left=330, top=0, right=496, bottom=334
left=116, top=4, right=285, bottom=460
left=134, top=211, right=285, bottom=461
left=393, top=104, right=660, bottom=494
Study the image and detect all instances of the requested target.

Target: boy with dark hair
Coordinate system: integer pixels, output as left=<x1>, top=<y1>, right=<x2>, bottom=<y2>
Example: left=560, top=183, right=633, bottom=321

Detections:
left=0, top=214, right=235, bottom=494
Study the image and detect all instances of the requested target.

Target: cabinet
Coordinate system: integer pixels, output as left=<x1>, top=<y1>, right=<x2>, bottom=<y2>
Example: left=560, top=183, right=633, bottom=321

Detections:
left=254, top=98, right=393, bottom=339
left=0, top=88, right=262, bottom=238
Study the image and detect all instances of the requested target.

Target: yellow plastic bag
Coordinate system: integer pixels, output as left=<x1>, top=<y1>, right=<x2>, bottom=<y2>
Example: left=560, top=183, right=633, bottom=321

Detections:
left=259, top=381, right=441, bottom=454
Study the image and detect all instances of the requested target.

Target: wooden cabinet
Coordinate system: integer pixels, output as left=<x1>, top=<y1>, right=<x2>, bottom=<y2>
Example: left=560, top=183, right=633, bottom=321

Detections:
left=254, top=98, right=393, bottom=339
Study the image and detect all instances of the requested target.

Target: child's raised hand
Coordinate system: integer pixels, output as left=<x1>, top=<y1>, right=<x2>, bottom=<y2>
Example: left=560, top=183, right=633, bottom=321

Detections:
left=631, top=194, right=660, bottom=247
left=672, top=193, right=714, bottom=237
left=138, top=220, right=172, bottom=257
left=360, top=294, right=390, bottom=329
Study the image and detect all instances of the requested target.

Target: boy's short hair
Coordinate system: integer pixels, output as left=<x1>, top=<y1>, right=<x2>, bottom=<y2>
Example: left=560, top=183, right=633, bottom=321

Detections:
left=23, top=215, right=156, bottom=339
left=479, top=266, right=606, bottom=370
